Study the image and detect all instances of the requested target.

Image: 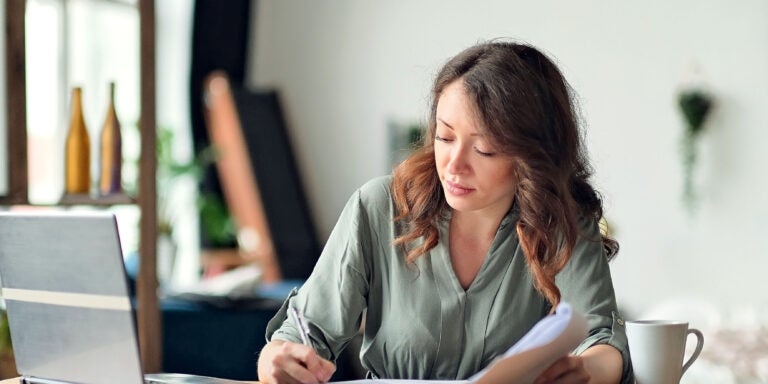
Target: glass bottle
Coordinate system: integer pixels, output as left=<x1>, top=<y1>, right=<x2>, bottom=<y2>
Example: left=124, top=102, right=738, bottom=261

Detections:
left=99, top=82, right=122, bottom=195
left=64, top=87, right=91, bottom=195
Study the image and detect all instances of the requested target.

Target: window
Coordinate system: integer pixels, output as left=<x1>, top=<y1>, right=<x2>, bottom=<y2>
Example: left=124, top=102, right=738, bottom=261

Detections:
left=26, top=0, right=139, bottom=204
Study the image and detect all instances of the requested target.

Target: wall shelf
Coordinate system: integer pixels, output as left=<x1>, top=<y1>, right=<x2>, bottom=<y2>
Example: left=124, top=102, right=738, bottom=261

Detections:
left=58, top=193, right=136, bottom=206
left=2, top=0, right=161, bottom=373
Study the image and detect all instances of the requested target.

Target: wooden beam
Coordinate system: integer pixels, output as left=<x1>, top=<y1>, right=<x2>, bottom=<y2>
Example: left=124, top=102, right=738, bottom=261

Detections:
left=137, top=0, right=161, bottom=373
left=2, top=0, right=28, bottom=204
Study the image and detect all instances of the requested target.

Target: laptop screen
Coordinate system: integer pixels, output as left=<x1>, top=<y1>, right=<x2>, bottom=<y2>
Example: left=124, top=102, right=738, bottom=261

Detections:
left=0, top=212, right=144, bottom=384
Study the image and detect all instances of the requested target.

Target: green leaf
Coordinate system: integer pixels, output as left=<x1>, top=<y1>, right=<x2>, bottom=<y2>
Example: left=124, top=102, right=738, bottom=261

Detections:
left=197, top=193, right=237, bottom=247
left=678, top=90, right=713, bottom=135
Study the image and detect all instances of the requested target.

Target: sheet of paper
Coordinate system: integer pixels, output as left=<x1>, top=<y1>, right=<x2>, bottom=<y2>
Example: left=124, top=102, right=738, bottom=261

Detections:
left=144, top=373, right=257, bottom=383
left=469, top=302, right=588, bottom=384
left=330, top=302, right=587, bottom=384
left=332, top=381, right=468, bottom=384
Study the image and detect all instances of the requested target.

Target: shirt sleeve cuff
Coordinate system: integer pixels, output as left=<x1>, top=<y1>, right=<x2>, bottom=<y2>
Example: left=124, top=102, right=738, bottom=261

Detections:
left=574, top=310, right=635, bottom=384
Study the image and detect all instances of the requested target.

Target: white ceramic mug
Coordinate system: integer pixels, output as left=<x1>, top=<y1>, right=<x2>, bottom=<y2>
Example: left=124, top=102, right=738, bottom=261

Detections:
left=626, top=320, right=704, bottom=384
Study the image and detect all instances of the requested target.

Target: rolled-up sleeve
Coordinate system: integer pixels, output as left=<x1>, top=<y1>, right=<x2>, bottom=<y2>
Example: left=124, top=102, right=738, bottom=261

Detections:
left=556, top=219, right=634, bottom=384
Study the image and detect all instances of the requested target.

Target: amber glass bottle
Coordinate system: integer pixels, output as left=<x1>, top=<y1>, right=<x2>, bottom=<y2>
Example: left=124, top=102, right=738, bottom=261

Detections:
left=99, top=82, right=122, bottom=195
left=65, top=87, right=91, bottom=195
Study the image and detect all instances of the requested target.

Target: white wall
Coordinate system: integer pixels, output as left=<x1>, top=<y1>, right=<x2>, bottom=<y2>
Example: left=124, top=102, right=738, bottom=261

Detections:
left=156, top=0, right=198, bottom=287
left=248, top=1, right=768, bottom=317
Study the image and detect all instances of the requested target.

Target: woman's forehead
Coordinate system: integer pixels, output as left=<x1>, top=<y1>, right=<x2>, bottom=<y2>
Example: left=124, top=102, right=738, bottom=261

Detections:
left=435, top=81, right=485, bottom=133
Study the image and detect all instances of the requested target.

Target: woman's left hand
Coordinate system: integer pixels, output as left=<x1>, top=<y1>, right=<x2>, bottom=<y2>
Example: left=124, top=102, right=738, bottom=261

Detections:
left=533, top=354, right=590, bottom=384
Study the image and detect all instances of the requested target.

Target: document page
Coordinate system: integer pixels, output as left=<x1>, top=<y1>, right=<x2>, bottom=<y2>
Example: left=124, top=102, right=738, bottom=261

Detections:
left=332, top=381, right=467, bottom=384
left=333, top=302, right=587, bottom=384
left=469, top=302, right=587, bottom=384
left=144, top=373, right=258, bottom=383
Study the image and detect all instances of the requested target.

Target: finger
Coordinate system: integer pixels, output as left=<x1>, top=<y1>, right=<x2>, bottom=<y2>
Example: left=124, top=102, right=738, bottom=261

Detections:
left=302, top=353, right=335, bottom=382
left=534, top=356, right=571, bottom=383
left=271, top=369, right=302, bottom=384
left=264, top=358, right=313, bottom=384
left=316, top=358, right=337, bottom=382
left=289, top=344, right=335, bottom=382
left=549, top=368, right=590, bottom=384
left=535, top=355, right=584, bottom=384
left=279, top=355, right=321, bottom=384
left=274, top=343, right=323, bottom=383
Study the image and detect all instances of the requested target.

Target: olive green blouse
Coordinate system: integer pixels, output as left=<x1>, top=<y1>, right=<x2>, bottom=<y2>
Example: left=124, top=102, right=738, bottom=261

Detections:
left=266, top=176, right=632, bottom=383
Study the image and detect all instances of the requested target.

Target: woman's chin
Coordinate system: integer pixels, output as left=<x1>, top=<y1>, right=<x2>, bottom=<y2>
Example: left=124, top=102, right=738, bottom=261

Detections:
left=445, top=196, right=475, bottom=212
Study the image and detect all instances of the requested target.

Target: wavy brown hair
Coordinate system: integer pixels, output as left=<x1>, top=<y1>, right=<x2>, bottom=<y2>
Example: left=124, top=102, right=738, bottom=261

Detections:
left=391, top=41, right=618, bottom=308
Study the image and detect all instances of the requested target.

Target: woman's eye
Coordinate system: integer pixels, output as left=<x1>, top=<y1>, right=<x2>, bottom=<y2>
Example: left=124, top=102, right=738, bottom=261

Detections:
left=474, top=148, right=495, bottom=157
left=434, top=134, right=452, bottom=143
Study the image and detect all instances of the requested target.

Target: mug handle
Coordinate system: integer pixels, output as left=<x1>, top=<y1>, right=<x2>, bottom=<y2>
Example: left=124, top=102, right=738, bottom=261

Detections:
left=681, top=328, right=704, bottom=375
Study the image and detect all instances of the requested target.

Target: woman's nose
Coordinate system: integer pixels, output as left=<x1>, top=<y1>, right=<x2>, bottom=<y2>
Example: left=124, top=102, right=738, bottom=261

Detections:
left=446, top=146, right=469, bottom=174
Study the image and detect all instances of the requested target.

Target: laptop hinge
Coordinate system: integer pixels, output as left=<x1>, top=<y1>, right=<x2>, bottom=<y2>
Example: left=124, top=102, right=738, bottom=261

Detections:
left=21, top=376, right=75, bottom=384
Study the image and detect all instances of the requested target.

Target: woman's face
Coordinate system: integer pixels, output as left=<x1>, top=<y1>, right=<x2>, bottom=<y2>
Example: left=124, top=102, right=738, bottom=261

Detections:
left=434, top=80, right=517, bottom=219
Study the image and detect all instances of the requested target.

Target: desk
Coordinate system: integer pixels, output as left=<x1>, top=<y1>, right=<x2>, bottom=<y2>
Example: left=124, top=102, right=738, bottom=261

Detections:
left=0, top=379, right=261, bottom=383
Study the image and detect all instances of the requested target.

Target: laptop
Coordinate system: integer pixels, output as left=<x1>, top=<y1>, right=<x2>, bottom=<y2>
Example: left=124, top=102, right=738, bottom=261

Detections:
left=0, top=212, right=249, bottom=384
left=0, top=211, right=146, bottom=384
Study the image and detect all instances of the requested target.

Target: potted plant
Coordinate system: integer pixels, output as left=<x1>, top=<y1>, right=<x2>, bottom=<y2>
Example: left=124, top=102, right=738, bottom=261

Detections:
left=0, top=310, right=18, bottom=379
left=155, top=128, right=238, bottom=282
left=677, top=88, right=714, bottom=214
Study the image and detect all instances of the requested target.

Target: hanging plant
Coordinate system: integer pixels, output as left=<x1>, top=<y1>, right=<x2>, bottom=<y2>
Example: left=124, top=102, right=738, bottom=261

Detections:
left=677, top=89, right=714, bottom=213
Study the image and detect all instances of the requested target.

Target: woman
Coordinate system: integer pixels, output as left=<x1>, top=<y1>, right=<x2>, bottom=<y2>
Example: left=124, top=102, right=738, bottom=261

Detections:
left=257, top=41, right=632, bottom=384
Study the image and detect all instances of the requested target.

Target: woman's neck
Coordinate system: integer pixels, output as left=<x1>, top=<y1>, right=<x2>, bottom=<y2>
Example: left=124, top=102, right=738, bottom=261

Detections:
left=450, top=209, right=507, bottom=242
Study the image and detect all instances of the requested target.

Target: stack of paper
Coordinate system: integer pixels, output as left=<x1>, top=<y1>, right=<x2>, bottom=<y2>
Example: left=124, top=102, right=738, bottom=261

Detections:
left=333, top=302, right=587, bottom=384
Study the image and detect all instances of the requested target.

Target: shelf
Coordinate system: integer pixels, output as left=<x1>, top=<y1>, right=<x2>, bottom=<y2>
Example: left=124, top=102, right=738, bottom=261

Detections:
left=0, top=193, right=136, bottom=207
left=2, top=0, right=160, bottom=373
left=58, top=193, right=136, bottom=206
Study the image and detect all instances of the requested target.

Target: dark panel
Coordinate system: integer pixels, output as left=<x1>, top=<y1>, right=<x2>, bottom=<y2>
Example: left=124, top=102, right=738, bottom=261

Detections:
left=231, top=90, right=320, bottom=280
left=189, top=0, right=252, bottom=222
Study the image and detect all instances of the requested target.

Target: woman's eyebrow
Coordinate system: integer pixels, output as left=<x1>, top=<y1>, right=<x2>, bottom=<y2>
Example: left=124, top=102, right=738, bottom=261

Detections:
left=438, top=117, right=486, bottom=138
left=436, top=117, right=454, bottom=130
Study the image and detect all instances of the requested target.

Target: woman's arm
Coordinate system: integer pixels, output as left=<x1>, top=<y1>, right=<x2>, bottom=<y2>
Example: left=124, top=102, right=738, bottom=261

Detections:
left=258, top=340, right=336, bottom=384
left=582, top=344, right=623, bottom=383
left=261, top=183, right=387, bottom=382
left=555, top=218, right=633, bottom=382
left=534, top=344, right=622, bottom=384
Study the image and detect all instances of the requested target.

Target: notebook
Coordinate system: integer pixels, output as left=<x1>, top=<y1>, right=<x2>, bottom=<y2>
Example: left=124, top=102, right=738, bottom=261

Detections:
left=0, top=212, right=250, bottom=384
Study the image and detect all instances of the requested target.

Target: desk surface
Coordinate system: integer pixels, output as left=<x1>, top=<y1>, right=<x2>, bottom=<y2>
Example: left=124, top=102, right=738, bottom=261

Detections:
left=0, top=379, right=261, bottom=384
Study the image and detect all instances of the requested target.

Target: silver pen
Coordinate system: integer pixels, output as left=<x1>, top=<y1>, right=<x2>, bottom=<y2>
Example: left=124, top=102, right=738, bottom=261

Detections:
left=289, top=305, right=313, bottom=348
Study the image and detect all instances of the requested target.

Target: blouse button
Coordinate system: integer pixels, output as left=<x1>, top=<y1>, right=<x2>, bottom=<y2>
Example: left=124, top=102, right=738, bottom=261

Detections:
left=613, top=311, right=625, bottom=326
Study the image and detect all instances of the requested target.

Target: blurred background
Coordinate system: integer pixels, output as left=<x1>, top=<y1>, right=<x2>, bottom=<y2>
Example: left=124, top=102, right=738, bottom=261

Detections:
left=251, top=0, right=768, bottom=322
left=2, top=0, right=767, bottom=382
left=252, top=2, right=768, bottom=381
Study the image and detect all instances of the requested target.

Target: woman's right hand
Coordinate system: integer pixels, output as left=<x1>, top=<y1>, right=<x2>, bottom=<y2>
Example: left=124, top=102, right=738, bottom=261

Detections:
left=258, top=340, right=336, bottom=384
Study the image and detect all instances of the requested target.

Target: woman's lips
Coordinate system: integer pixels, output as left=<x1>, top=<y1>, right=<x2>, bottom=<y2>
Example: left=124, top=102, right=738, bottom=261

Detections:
left=445, top=180, right=474, bottom=196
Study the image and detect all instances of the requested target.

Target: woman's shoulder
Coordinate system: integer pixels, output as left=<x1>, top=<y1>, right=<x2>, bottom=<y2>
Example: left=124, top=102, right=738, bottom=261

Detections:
left=356, top=175, right=394, bottom=204
left=344, top=175, right=396, bottom=224
left=576, top=214, right=602, bottom=241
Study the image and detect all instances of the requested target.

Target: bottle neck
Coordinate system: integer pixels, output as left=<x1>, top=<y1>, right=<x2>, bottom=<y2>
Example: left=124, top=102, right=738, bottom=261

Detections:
left=105, top=83, right=118, bottom=123
left=71, top=88, right=84, bottom=122
left=109, top=82, right=116, bottom=104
